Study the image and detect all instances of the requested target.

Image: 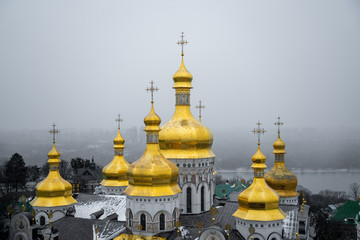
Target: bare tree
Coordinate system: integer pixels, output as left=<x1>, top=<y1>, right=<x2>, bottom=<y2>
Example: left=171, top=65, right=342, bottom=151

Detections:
left=349, top=182, right=360, bottom=200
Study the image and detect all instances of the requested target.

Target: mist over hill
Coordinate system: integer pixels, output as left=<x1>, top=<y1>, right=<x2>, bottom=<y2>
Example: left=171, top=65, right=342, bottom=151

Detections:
left=0, top=127, right=359, bottom=171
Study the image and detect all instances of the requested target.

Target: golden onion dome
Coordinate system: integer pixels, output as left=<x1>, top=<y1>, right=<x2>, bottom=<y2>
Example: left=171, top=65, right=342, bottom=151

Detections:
left=265, top=136, right=298, bottom=198
left=233, top=144, right=286, bottom=221
left=173, top=56, right=193, bottom=89
left=144, top=103, right=161, bottom=129
left=124, top=101, right=181, bottom=197
left=101, top=128, right=129, bottom=187
left=159, top=56, right=214, bottom=159
left=31, top=144, right=77, bottom=207
left=273, top=137, right=286, bottom=154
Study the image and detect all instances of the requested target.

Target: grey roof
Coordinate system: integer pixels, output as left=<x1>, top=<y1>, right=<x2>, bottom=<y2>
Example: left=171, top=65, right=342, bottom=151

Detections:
left=53, top=216, right=125, bottom=240
left=74, top=193, right=126, bottom=221
left=176, top=202, right=244, bottom=239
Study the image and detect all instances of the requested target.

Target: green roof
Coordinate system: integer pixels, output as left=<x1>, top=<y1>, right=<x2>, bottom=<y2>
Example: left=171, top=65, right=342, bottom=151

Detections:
left=332, top=200, right=360, bottom=223
left=215, top=181, right=247, bottom=199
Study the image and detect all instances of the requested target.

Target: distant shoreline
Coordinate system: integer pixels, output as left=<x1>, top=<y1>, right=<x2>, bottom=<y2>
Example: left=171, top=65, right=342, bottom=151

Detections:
left=217, top=168, right=360, bottom=173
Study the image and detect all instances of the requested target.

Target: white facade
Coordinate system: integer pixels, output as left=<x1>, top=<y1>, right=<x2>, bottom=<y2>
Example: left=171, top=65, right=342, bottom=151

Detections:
left=102, top=185, right=126, bottom=195
left=235, top=218, right=283, bottom=240
left=279, top=196, right=298, bottom=206
left=126, top=194, right=180, bottom=236
left=172, top=157, right=215, bottom=214
left=32, top=204, right=75, bottom=226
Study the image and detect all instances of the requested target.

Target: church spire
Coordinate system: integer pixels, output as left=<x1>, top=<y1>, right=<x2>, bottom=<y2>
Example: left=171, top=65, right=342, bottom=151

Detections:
left=100, top=114, right=129, bottom=193
left=31, top=123, right=76, bottom=208
left=265, top=117, right=299, bottom=199
left=124, top=80, right=181, bottom=197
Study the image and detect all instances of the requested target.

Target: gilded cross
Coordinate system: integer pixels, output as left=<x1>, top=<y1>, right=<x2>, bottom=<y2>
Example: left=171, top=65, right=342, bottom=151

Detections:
left=49, top=123, right=59, bottom=144
left=196, top=100, right=205, bottom=122
left=145, top=80, right=159, bottom=103
left=177, top=32, right=188, bottom=56
left=252, top=121, right=266, bottom=145
left=274, top=116, right=283, bottom=137
left=116, top=114, right=123, bottom=130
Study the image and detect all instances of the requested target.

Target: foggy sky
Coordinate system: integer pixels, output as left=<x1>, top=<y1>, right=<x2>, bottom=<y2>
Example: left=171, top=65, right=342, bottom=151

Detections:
left=1, top=0, right=360, bottom=133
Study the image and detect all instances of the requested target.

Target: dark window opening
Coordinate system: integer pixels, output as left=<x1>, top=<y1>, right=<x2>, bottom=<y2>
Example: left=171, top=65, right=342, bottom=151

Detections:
left=186, top=187, right=192, bottom=213
left=160, top=213, right=165, bottom=230
left=201, top=186, right=205, bottom=211
left=140, top=214, right=146, bottom=231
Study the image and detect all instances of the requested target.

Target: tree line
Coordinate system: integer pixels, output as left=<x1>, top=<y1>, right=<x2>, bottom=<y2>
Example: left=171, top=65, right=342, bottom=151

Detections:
left=0, top=153, right=103, bottom=194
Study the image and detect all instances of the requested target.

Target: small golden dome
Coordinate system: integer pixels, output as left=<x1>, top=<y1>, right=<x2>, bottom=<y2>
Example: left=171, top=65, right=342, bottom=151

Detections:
left=101, top=128, right=129, bottom=187
left=173, top=56, right=193, bottom=89
left=265, top=137, right=298, bottom=198
left=31, top=144, right=76, bottom=207
left=233, top=145, right=285, bottom=221
left=144, top=102, right=161, bottom=130
left=113, top=129, right=125, bottom=146
left=159, top=56, right=214, bottom=159
left=124, top=102, right=181, bottom=197
left=273, top=137, right=286, bottom=154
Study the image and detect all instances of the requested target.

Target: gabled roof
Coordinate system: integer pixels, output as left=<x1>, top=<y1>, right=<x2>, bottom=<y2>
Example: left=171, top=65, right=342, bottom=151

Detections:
left=331, top=200, right=360, bottom=223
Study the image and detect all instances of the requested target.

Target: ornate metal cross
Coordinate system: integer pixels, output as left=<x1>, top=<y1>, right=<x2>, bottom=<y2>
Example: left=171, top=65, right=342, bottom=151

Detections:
left=252, top=121, right=266, bottom=144
left=177, top=32, right=188, bottom=56
left=49, top=123, right=59, bottom=144
left=116, top=114, right=123, bottom=130
left=196, top=100, right=205, bottom=122
left=274, top=116, right=283, bottom=137
left=146, top=80, right=159, bottom=103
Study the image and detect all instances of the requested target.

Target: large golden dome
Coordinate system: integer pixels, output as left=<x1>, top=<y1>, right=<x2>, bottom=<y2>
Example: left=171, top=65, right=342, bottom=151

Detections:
left=124, top=102, right=181, bottom=197
left=101, top=127, right=129, bottom=187
left=31, top=144, right=77, bottom=207
left=233, top=144, right=286, bottom=221
left=159, top=56, right=215, bottom=159
left=265, top=136, right=298, bottom=198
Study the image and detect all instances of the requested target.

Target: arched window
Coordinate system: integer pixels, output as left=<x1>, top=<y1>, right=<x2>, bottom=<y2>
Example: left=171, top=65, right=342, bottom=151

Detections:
left=271, top=238, right=277, bottom=240
left=40, top=216, right=45, bottom=225
left=159, top=213, right=165, bottom=230
left=201, top=186, right=205, bottom=211
left=128, top=210, right=133, bottom=228
left=140, top=214, right=146, bottom=231
left=186, top=187, right=192, bottom=213
left=254, top=238, right=260, bottom=240
left=172, top=209, right=176, bottom=227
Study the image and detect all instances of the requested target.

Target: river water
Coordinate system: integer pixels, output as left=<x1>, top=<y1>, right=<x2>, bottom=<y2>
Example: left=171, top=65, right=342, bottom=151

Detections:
left=217, top=170, right=360, bottom=194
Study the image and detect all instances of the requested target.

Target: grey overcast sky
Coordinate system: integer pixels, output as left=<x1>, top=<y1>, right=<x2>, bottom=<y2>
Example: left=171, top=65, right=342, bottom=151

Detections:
left=0, top=0, right=360, bottom=132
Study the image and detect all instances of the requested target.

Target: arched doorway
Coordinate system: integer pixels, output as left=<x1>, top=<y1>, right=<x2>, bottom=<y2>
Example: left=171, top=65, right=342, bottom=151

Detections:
left=140, top=214, right=146, bottom=231
left=186, top=187, right=192, bottom=213
left=159, top=213, right=165, bottom=230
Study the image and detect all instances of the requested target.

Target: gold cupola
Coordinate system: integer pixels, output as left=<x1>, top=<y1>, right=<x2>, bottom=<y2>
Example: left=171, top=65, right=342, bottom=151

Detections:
left=31, top=124, right=76, bottom=207
left=101, top=115, right=130, bottom=187
left=159, top=33, right=214, bottom=159
left=233, top=122, right=285, bottom=221
left=265, top=117, right=299, bottom=198
left=124, top=81, right=181, bottom=197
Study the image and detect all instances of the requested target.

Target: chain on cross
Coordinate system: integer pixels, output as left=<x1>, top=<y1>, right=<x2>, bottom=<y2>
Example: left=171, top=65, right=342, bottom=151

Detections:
left=274, top=116, right=283, bottom=137
left=49, top=123, right=59, bottom=144
left=252, top=121, right=266, bottom=145
left=145, top=80, right=159, bottom=103
left=177, top=32, right=188, bottom=56
left=116, top=114, right=123, bottom=130
left=196, top=100, right=205, bottom=122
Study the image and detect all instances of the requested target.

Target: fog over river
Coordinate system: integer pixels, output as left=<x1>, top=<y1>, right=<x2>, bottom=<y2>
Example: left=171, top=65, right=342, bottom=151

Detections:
left=217, top=170, right=360, bottom=194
